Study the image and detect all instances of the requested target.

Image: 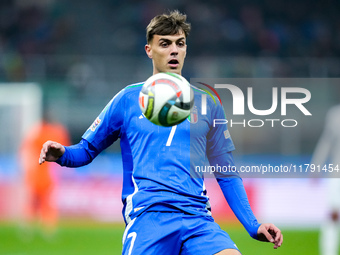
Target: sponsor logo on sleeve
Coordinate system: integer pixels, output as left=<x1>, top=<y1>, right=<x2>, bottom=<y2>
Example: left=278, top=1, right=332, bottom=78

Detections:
left=90, top=117, right=101, bottom=132
left=224, top=130, right=231, bottom=139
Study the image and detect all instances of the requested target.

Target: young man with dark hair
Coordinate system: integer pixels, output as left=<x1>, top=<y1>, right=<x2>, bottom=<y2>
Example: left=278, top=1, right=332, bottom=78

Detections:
left=39, top=11, right=283, bottom=254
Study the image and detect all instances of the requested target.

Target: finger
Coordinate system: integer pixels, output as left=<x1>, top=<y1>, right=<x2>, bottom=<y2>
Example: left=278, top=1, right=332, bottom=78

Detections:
left=277, top=232, right=283, bottom=247
left=262, top=229, right=275, bottom=243
left=39, top=150, right=46, bottom=164
left=39, top=141, right=52, bottom=164
left=274, top=230, right=281, bottom=243
left=270, top=226, right=281, bottom=243
left=273, top=232, right=283, bottom=249
left=268, top=227, right=281, bottom=248
left=41, top=142, right=50, bottom=155
left=39, top=148, right=46, bottom=164
left=39, top=155, right=45, bottom=164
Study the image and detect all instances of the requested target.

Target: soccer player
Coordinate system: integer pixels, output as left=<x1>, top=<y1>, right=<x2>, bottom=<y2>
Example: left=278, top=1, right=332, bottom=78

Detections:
left=311, top=105, right=340, bottom=255
left=39, top=10, right=283, bottom=254
left=20, top=109, right=70, bottom=238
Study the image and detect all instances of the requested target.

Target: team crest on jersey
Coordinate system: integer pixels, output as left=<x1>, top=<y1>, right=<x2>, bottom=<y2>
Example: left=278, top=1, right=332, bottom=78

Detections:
left=90, top=117, right=101, bottom=132
left=188, top=106, right=198, bottom=124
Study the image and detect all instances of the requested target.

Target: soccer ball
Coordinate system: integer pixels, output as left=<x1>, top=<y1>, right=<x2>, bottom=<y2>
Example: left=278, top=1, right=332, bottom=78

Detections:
left=139, top=72, right=193, bottom=127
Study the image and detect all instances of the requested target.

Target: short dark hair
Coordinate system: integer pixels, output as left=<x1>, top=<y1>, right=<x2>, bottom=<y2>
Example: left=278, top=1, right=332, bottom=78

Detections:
left=146, top=10, right=191, bottom=43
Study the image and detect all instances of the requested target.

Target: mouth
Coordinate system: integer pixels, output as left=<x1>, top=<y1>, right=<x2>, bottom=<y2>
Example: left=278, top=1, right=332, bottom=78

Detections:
left=168, top=59, right=179, bottom=68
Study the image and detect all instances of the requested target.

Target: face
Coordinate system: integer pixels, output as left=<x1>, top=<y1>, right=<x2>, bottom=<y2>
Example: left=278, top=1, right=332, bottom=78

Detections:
left=145, top=31, right=187, bottom=75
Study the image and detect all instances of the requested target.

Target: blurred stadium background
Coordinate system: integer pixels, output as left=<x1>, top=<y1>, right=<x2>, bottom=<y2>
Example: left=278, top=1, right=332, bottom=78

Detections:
left=0, top=0, right=339, bottom=254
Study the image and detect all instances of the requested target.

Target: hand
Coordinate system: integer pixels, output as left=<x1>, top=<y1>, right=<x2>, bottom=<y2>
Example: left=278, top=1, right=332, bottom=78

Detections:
left=39, top=140, right=65, bottom=164
left=257, top=223, right=283, bottom=249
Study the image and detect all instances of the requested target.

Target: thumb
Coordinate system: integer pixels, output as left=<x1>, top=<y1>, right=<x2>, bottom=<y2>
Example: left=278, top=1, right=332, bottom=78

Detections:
left=262, top=229, right=274, bottom=243
left=258, top=225, right=275, bottom=243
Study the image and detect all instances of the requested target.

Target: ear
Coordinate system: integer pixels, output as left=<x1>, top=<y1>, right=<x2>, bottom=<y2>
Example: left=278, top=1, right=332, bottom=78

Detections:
left=145, top=44, right=152, bottom=59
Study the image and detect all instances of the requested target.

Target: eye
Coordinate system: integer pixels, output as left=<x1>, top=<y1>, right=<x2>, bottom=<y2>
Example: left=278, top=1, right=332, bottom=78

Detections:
left=178, top=41, right=185, bottom=47
left=160, top=42, right=168, bottom=47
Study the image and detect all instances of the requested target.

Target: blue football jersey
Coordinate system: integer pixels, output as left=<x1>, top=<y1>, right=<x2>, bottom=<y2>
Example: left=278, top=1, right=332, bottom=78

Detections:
left=82, top=82, right=235, bottom=224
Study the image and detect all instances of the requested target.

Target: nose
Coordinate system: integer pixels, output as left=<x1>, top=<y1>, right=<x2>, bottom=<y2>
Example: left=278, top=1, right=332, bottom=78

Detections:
left=170, top=43, right=178, bottom=56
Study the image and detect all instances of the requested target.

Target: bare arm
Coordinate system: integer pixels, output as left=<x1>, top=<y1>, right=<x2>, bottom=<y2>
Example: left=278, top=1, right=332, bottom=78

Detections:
left=39, top=140, right=65, bottom=164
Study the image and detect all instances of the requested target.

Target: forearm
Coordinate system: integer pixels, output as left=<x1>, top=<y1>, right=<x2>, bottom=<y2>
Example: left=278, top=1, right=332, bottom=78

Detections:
left=209, top=152, right=260, bottom=239
left=217, top=177, right=260, bottom=239
left=56, top=139, right=99, bottom=167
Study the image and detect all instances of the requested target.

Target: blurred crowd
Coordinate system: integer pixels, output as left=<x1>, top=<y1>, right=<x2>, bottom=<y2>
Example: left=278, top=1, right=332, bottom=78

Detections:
left=120, top=0, right=340, bottom=58
left=0, top=0, right=339, bottom=82
left=0, top=0, right=72, bottom=81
